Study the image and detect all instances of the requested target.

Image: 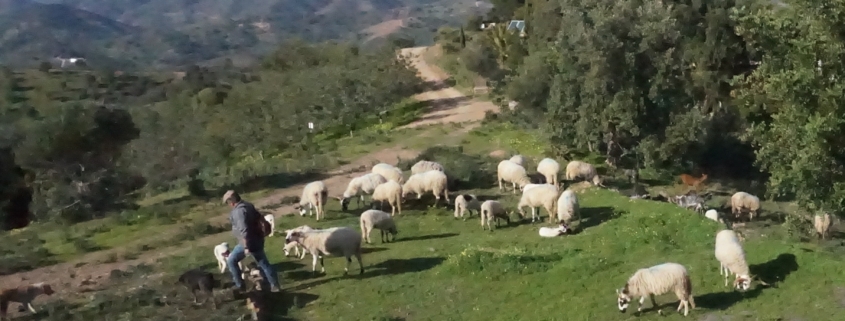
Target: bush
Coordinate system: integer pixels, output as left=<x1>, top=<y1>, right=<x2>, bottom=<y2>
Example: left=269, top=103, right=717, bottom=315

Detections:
left=396, top=146, right=496, bottom=190
left=442, top=246, right=563, bottom=280
left=0, top=229, right=57, bottom=275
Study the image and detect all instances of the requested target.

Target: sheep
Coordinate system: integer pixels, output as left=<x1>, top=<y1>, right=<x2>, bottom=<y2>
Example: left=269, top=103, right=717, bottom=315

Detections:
left=564, top=160, right=602, bottom=186
left=372, top=163, right=405, bottom=183
left=294, top=181, right=328, bottom=221
left=556, top=189, right=580, bottom=225
left=536, top=158, right=561, bottom=186
left=454, top=194, right=481, bottom=219
left=497, top=160, right=531, bottom=194
left=288, top=227, right=364, bottom=275
left=411, top=160, right=445, bottom=175
left=616, top=262, right=696, bottom=317
left=715, top=229, right=757, bottom=291
left=704, top=209, right=723, bottom=224
left=539, top=223, right=569, bottom=237
left=402, top=170, right=450, bottom=206
left=480, top=200, right=511, bottom=231
left=814, top=213, right=833, bottom=240
left=509, top=154, right=526, bottom=166
left=264, top=214, right=276, bottom=236
left=730, top=192, right=760, bottom=222
left=359, top=209, right=398, bottom=243
left=338, top=173, right=388, bottom=211
left=370, top=180, right=403, bottom=216
left=517, top=184, right=559, bottom=223
left=284, top=225, right=315, bottom=259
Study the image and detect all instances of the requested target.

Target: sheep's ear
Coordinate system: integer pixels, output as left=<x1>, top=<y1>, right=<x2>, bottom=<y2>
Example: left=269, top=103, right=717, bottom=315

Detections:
left=615, top=288, right=620, bottom=294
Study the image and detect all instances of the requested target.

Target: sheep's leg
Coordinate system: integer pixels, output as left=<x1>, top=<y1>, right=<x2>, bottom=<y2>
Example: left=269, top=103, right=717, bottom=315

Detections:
left=498, top=175, right=503, bottom=191
left=434, top=194, right=440, bottom=207
left=649, top=294, right=657, bottom=311
left=511, top=182, right=517, bottom=194
left=319, top=255, right=326, bottom=273
left=311, top=252, right=319, bottom=274
left=443, top=189, right=450, bottom=204
left=344, top=255, right=351, bottom=275
left=356, top=251, right=364, bottom=274
left=636, top=295, right=646, bottom=312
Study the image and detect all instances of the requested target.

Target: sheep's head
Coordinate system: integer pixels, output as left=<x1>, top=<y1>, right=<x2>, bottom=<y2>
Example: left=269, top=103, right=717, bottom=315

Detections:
left=389, top=227, right=399, bottom=235
left=734, top=275, right=752, bottom=291
left=336, top=197, right=350, bottom=212
left=558, top=223, right=569, bottom=233
left=616, top=286, right=631, bottom=313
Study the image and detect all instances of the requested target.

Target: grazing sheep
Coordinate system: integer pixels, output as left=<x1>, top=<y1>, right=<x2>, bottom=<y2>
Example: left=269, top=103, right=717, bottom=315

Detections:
left=565, top=160, right=602, bottom=185
left=284, top=225, right=315, bottom=259
left=704, top=209, right=723, bottom=223
left=294, top=181, right=328, bottom=221
left=556, top=189, right=580, bottom=225
left=288, top=227, right=364, bottom=275
left=402, top=170, right=450, bottom=206
left=372, top=163, right=405, bottom=183
left=359, top=209, right=398, bottom=243
left=411, top=160, right=445, bottom=175
left=371, top=180, right=403, bottom=216
left=454, top=194, right=481, bottom=219
left=616, top=262, right=695, bottom=317
left=517, top=184, right=559, bottom=223
left=497, top=160, right=532, bottom=194
left=338, top=173, right=388, bottom=211
left=715, top=229, right=755, bottom=291
left=539, top=223, right=569, bottom=237
left=730, top=192, right=760, bottom=222
left=814, top=213, right=833, bottom=240
left=264, top=214, right=276, bottom=236
left=480, top=200, right=511, bottom=231
left=509, top=154, right=526, bottom=166
left=536, top=158, right=561, bottom=186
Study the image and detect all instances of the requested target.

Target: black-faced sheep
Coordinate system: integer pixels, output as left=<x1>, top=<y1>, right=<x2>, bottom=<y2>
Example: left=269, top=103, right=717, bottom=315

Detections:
left=616, top=262, right=695, bottom=317
left=454, top=194, right=481, bottom=219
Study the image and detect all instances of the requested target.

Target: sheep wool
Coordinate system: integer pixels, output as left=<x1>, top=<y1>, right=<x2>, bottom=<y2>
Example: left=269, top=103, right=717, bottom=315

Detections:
left=616, top=262, right=695, bottom=317
left=411, top=160, right=445, bottom=175
left=714, top=229, right=751, bottom=291
left=454, top=194, right=481, bottom=219
left=296, top=181, right=328, bottom=221
left=730, top=191, right=760, bottom=221
left=371, top=180, right=403, bottom=216
left=480, top=200, right=510, bottom=231
left=556, top=189, right=579, bottom=225
left=497, top=160, right=531, bottom=194
left=359, top=209, right=398, bottom=243
left=539, top=223, right=568, bottom=237
left=372, top=163, right=405, bottom=183
left=402, top=170, right=450, bottom=206
left=339, top=173, right=388, bottom=211
left=704, top=209, right=722, bottom=223
left=814, top=213, right=833, bottom=239
left=564, top=160, right=602, bottom=185
left=289, top=227, right=364, bottom=275
left=509, top=154, right=526, bottom=166
left=517, top=184, right=559, bottom=223
left=536, top=158, right=561, bottom=186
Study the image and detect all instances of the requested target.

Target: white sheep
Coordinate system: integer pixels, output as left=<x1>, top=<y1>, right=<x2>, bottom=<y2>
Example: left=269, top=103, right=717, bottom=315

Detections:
left=556, top=189, right=579, bottom=225
left=565, top=160, right=602, bottom=185
left=704, top=209, right=723, bottom=223
left=616, top=262, right=696, bottom=317
left=294, top=181, right=328, bottom=221
left=288, top=227, right=364, bottom=275
left=517, top=184, right=559, bottom=223
left=539, top=223, right=569, bottom=237
left=497, top=160, right=531, bottom=194
left=814, top=213, right=833, bottom=239
left=509, top=154, right=526, bottom=166
left=715, top=229, right=753, bottom=291
left=411, top=160, right=445, bottom=175
left=454, top=194, right=481, bottom=219
left=402, top=170, right=450, bottom=206
left=372, top=162, right=405, bottom=183
left=371, top=180, right=403, bottom=216
left=536, top=158, right=560, bottom=186
left=264, top=214, right=276, bottom=236
left=338, top=172, right=387, bottom=211
left=359, top=209, right=398, bottom=243
left=730, top=191, right=760, bottom=221
left=480, top=200, right=511, bottom=231
left=284, top=225, right=315, bottom=259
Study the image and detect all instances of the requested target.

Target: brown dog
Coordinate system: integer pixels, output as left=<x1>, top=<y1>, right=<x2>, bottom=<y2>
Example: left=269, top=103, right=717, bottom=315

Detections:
left=0, top=282, right=55, bottom=320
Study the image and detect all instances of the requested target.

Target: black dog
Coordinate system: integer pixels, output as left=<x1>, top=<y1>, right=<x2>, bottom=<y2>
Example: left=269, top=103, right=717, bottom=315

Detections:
left=176, top=269, right=218, bottom=308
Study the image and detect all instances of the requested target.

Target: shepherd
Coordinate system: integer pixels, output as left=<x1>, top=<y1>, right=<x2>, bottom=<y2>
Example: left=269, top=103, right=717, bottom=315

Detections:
left=222, top=190, right=281, bottom=293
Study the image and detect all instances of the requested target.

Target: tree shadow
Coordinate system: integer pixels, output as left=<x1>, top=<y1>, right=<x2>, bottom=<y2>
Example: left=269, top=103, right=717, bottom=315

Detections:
left=572, top=207, right=620, bottom=233
left=396, top=232, right=459, bottom=243
left=359, top=257, right=446, bottom=279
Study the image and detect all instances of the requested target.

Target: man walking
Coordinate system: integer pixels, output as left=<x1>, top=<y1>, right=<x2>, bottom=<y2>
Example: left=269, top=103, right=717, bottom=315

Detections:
left=222, top=190, right=281, bottom=292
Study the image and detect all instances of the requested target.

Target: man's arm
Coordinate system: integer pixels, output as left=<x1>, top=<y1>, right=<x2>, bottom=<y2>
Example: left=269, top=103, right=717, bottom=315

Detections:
left=231, top=206, right=249, bottom=248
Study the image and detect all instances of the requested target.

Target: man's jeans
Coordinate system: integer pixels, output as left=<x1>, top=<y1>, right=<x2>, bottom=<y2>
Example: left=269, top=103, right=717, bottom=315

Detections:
left=227, top=242, right=280, bottom=289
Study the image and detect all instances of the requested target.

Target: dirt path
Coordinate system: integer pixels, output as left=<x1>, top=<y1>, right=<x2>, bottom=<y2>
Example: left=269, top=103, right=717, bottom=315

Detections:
left=0, top=46, right=499, bottom=309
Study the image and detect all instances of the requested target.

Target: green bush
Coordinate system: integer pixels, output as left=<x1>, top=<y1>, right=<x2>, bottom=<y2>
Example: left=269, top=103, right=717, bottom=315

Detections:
left=397, top=146, right=496, bottom=190
left=0, top=230, right=57, bottom=275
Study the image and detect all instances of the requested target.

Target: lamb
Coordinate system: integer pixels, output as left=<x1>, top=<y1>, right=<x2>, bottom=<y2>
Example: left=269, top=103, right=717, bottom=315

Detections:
left=715, top=229, right=757, bottom=291
left=814, top=213, right=833, bottom=240
left=359, top=209, right=399, bottom=243
left=539, top=223, right=569, bottom=237
left=411, top=160, right=445, bottom=175
left=284, top=225, right=315, bottom=259
left=616, top=262, right=696, bottom=317
left=454, top=194, right=481, bottom=219
left=497, top=160, right=531, bottom=194
left=509, top=154, right=526, bottom=166
left=338, top=172, right=387, bottom=211
left=287, top=227, right=365, bottom=275
left=536, top=158, right=561, bottom=186
left=564, top=160, right=602, bottom=186
left=517, top=184, right=559, bottom=223
left=294, top=181, right=328, bottom=221
left=556, top=189, right=580, bottom=225
left=371, top=180, right=403, bottom=216
left=402, top=170, right=450, bottom=206
left=372, top=163, right=405, bottom=183
left=730, top=191, right=760, bottom=222
left=264, top=214, right=276, bottom=236
left=704, top=209, right=723, bottom=223
left=480, top=200, right=511, bottom=231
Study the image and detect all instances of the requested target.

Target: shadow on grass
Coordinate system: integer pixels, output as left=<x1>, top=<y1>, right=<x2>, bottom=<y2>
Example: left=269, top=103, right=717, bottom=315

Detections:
left=360, top=257, right=445, bottom=279
left=696, top=253, right=797, bottom=310
left=268, top=290, right=320, bottom=320
left=395, top=233, right=458, bottom=243
left=573, top=206, right=620, bottom=232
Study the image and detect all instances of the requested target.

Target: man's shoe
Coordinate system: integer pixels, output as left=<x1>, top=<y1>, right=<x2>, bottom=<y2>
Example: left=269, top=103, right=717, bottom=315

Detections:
left=270, top=285, right=281, bottom=293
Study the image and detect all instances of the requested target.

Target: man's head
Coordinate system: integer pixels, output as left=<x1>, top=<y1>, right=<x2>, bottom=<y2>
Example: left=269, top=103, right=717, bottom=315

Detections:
left=222, top=190, right=241, bottom=207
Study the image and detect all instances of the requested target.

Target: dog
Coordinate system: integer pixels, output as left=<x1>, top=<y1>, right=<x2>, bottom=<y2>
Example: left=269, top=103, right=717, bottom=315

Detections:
left=176, top=269, right=218, bottom=309
left=0, top=282, right=55, bottom=320
left=213, top=242, right=231, bottom=273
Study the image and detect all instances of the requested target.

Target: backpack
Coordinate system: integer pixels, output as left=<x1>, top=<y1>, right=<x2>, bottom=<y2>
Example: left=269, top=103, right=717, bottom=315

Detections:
left=257, top=214, right=272, bottom=238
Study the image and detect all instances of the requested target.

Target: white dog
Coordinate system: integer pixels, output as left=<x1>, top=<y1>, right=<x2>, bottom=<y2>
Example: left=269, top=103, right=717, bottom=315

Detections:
left=214, top=242, right=249, bottom=279
left=264, top=214, right=276, bottom=237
